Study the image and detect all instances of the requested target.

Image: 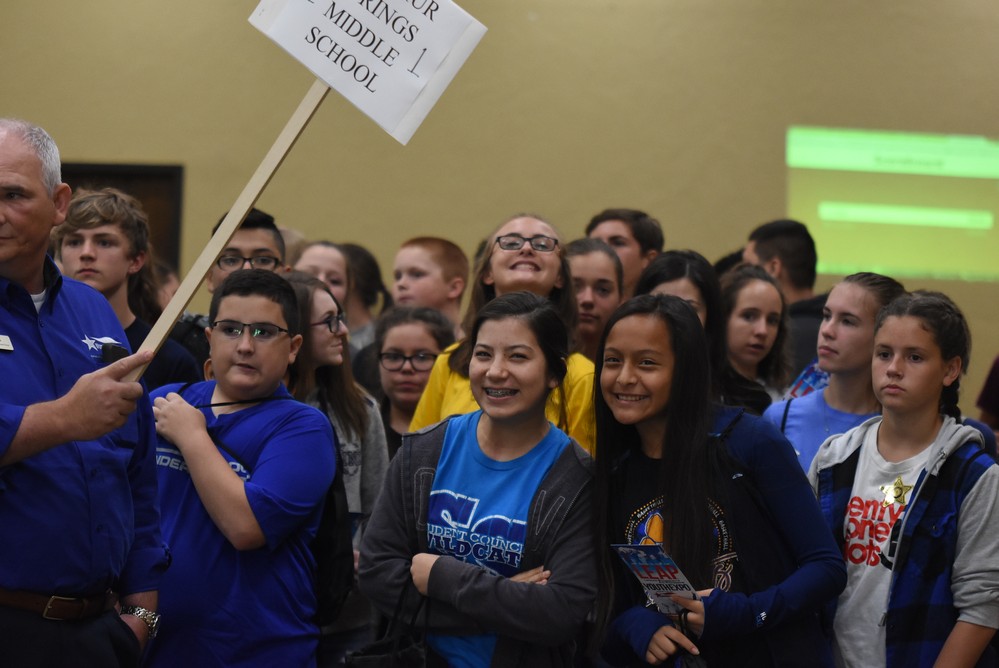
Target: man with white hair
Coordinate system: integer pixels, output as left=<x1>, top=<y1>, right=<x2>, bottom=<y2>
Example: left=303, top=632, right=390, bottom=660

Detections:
left=0, top=118, right=168, bottom=667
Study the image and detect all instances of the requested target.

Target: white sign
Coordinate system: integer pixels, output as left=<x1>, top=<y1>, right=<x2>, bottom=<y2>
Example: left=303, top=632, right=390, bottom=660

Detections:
left=250, top=0, right=486, bottom=144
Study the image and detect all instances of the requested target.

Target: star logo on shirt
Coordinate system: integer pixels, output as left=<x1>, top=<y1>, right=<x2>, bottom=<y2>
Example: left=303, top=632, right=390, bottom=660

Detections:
left=879, top=475, right=913, bottom=508
left=81, top=335, right=123, bottom=358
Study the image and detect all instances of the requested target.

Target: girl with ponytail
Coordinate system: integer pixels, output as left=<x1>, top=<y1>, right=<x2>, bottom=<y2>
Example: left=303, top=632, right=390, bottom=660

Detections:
left=764, top=272, right=905, bottom=471
left=810, top=291, right=999, bottom=667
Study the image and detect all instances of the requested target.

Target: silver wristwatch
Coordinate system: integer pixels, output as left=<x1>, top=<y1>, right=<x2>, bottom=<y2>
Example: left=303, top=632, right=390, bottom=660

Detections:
left=120, top=605, right=161, bottom=639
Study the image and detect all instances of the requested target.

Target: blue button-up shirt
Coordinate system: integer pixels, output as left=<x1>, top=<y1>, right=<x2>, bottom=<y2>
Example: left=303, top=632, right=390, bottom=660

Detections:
left=0, top=259, right=168, bottom=596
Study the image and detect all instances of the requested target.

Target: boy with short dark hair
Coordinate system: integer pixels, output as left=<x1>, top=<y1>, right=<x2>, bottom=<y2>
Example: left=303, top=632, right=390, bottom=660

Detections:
left=586, top=208, right=663, bottom=298
left=743, top=218, right=824, bottom=377
left=146, top=270, right=336, bottom=668
left=170, top=207, right=286, bottom=367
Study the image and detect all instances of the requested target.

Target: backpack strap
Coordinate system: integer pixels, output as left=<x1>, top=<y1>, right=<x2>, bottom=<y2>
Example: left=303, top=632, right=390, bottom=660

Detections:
left=780, top=398, right=793, bottom=434
left=718, top=408, right=745, bottom=440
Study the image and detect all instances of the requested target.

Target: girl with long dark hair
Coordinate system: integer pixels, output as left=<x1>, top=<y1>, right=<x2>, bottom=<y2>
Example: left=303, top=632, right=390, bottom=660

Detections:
left=635, top=250, right=771, bottom=415
left=594, top=295, right=844, bottom=667
left=285, top=272, right=389, bottom=665
left=720, top=265, right=792, bottom=406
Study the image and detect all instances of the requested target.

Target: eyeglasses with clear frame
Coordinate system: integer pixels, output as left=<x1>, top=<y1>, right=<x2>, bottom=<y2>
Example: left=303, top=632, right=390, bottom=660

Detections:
left=211, top=320, right=289, bottom=341
left=215, top=254, right=281, bottom=271
left=310, top=314, right=346, bottom=335
left=378, top=352, right=439, bottom=372
left=494, top=234, right=559, bottom=253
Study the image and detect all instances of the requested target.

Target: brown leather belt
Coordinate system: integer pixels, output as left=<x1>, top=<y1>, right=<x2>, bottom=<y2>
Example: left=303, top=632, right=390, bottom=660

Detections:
left=0, top=587, right=117, bottom=621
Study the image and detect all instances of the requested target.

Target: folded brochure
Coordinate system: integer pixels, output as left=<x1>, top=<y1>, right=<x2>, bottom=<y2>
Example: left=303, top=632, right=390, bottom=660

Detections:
left=612, top=544, right=697, bottom=614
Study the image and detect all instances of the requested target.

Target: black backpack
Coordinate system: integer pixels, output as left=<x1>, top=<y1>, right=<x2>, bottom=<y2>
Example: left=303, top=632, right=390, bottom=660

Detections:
left=173, top=383, right=355, bottom=626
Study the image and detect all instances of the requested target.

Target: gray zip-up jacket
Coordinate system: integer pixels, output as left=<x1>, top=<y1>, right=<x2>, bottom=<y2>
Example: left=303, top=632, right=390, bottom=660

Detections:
left=808, top=416, right=999, bottom=664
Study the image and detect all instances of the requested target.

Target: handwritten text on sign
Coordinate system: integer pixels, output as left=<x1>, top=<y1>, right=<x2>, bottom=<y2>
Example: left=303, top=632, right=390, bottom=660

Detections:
left=251, top=0, right=486, bottom=144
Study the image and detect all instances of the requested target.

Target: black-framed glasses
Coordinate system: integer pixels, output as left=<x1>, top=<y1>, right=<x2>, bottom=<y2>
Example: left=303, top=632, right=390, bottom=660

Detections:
left=495, top=234, right=559, bottom=253
left=216, top=254, right=281, bottom=271
left=378, top=352, right=439, bottom=372
left=211, top=320, right=289, bottom=341
left=311, top=314, right=345, bottom=335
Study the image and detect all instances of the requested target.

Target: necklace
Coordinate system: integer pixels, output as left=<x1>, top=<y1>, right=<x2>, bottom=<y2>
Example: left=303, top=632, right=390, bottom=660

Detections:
left=194, top=395, right=289, bottom=410
left=172, top=380, right=290, bottom=411
left=821, top=396, right=832, bottom=435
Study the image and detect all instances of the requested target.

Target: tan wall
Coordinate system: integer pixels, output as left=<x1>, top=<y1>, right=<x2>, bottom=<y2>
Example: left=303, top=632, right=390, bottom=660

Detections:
left=5, top=0, right=998, bottom=401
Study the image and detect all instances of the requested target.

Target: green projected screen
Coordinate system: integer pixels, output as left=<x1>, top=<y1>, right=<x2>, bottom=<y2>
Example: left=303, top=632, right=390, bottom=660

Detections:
left=786, top=126, right=999, bottom=281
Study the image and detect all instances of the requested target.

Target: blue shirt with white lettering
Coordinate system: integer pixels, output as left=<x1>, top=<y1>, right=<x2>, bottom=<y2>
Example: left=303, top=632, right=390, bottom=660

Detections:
left=426, top=411, right=569, bottom=667
left=146, top=380, right=335, bottom=668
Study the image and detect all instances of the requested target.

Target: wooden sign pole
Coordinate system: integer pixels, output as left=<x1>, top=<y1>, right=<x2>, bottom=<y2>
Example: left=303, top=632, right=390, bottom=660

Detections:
left=126, top=78, right=330, bottom=382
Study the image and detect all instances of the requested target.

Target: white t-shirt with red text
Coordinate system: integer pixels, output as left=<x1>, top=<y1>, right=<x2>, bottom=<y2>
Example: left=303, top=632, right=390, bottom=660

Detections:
left=832, top=427, right=933, bottom=668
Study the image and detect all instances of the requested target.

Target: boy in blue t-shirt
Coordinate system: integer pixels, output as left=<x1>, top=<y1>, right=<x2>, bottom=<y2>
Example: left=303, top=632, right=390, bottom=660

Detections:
left=145, top=270, right=336, bottom=668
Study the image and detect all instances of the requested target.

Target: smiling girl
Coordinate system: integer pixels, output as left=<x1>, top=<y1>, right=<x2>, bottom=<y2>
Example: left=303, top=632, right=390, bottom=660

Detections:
left=764, top=273, right=905, bottom=471
left=285, top=272, right=389, bottom=664
left=809, top=292, right=999, bottom=667
left=360, top=292, right=596, bottom=666
left=287, top=273, right=388, bottom=530
left=411, top=213, right=596, bottom=453
left=594, top=295, right=844, bottom=667
left=635, top=250, right=772, bottom=415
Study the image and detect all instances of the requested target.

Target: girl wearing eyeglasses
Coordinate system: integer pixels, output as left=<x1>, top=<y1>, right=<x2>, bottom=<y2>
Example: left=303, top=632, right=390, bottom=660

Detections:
left=410, top=213, right=597, bottom=454
left=285, top=272, right=390, bottom=666
left=373, top=307, right=456, bottom=459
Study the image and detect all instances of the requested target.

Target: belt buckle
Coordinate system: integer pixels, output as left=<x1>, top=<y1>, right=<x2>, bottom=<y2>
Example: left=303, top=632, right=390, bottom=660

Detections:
left=42, top=595, right=79, bottom=621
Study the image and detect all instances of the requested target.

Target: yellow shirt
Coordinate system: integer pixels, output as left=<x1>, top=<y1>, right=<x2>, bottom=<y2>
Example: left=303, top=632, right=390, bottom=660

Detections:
left=410, top=343, right=596, bottom=455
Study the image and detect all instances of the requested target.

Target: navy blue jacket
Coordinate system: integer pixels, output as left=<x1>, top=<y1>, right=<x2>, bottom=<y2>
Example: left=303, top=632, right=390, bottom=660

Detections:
left=603, top=407, right=846, bottom=667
